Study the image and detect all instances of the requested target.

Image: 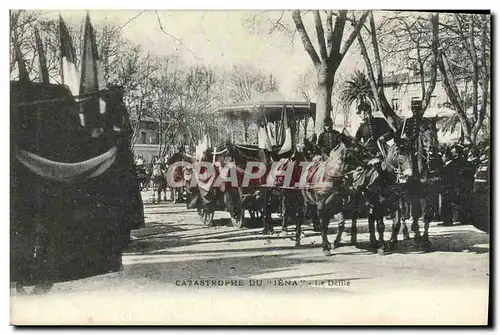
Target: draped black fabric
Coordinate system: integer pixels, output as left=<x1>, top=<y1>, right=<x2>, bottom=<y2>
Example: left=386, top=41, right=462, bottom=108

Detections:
left=10, top=81, right=144, bottom=286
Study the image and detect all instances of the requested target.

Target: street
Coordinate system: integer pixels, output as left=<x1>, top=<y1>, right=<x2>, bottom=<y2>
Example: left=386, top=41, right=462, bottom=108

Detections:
left=11, top=197, right=490, bottom=325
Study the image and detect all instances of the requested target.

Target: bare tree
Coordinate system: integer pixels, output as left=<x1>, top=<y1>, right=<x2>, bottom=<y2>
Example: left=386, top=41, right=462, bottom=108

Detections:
left=294, top=67, right=315, bottom=103
left=435, top=13, right=490, bottom=145
left=10, top=10, right=41, bottom=80
left=127, top=53, right=159, bottom=146
left=170, top=65, right=222, bottom=148
left=379, top=12, right=439, bottom=113
left=224, top=64, right=280, bottom=142
left=291, top=10, right=369, bottom=134
left=247, top=10, right=369, bottom=134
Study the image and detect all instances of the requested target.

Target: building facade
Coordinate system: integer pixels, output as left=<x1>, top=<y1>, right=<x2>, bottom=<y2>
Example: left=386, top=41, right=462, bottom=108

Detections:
left=131, top=117, right=167, bottom=163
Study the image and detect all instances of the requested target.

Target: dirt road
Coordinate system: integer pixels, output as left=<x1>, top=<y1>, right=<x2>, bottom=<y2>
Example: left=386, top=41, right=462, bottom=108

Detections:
left=11, top=201, right=490, bottom=325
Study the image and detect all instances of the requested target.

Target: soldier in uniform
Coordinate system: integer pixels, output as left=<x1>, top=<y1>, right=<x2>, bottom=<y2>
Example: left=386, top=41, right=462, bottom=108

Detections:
left=317, top=116, right=343, bottom=156
left=355, top=101, right=395, bottom=158
left=401, top=100, right=441, bottom=177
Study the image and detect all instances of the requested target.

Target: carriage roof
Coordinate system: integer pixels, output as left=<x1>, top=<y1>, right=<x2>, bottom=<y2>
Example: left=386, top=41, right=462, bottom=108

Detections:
left=213, top=101, right=316, bottom=123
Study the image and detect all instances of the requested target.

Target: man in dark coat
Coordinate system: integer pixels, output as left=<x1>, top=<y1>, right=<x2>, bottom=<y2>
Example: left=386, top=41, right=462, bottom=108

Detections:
left=317, top=116, right=342, bottom=155
left=355, top=101, right=395, bottom=158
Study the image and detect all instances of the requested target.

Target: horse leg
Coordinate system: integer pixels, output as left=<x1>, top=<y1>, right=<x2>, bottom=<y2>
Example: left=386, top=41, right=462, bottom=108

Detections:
left=262, top=188, right=274, bottom=235
left=295, top=195, right=303, bottom=248
left=368, top=211, right=377, bottom=248
left=281, top=193, right=288, bottom=233
left=350, top=214, right=358, bottom=246
left=157, top=188, right=162, bottom=203
left=389, top=196, right=403, bottom=249
left=411, top=198, right=422, bottom=242
left=347, top=193, right=358, bottom=246
left=376, top=212, right=386, bottom=255
left=389, top=210, right=401, bottom=251
left=312, top=208, right=321, bottom=232
left=318, top=206, right=331, bottom=256
left=401, top=215, right=411, bottom=240
left=420, top=196, right=436, bottom=251
left=399, top=195, right=410, bottom=239
left=333, top=212, right=345, bottom=249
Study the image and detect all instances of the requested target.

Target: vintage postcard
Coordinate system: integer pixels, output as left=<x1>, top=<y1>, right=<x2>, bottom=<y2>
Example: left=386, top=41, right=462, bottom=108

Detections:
left=9, top=9, right=491, bottom=325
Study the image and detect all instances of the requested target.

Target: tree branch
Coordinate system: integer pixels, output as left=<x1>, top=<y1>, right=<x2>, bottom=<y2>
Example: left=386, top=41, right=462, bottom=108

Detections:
left=338, top=10, right=369, bottom=61
left=155, top=11, right=201, bottom=61
left=369, top=12, right=384, bottom=87
left=468, top=15, right=479, bottom=122
left=329, top=10, right=346, bottom=62
left=472, top=15, right=490, bottom=142
left=422, top=13, right=439, bottom=112
left=313, top=10, right=328, bottom=61
left=292, top=10, right=321, bottom=66
left=325, top=11, right=334, bottom=58
left=356, top=33, right=381, bottom=110
left=436, top=47, right=471, bottom=141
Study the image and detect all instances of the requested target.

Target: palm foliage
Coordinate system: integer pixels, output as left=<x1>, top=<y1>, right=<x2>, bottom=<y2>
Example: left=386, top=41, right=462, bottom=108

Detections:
left=340, top=70, right=376, bottom=108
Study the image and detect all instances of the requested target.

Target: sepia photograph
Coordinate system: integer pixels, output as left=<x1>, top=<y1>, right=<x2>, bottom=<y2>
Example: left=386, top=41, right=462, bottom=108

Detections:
left=8, top=8, right=491, bottom=325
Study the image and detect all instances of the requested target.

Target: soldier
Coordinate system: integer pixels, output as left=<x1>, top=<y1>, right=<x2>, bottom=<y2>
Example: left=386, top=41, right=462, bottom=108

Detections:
left=401, top=100, right=441, bottom=177
left=317, top=116, right=342, bottom=155
left=355, top=101, right=395, bottom=158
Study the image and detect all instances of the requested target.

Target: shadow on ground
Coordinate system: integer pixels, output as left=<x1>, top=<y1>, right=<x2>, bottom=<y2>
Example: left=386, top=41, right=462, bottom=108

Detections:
left=351, top=229, right=490, bottom=255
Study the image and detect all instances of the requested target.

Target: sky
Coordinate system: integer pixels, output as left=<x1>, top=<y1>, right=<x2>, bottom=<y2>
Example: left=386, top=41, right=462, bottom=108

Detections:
left=37, top=10, right=368, bottom=100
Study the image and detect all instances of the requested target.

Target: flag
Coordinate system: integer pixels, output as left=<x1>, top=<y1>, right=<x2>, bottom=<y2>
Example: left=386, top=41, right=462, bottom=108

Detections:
left=59, top=15, right=80, bottom=96
left=79, top=13, right=107, bottom=134
left=34, top=27, right=49, bottom=84
left=13, top=40, right=29, bottom=83
left=257, top=118, right=272, bottom=150
left=278, top=108, right=293, bottom=155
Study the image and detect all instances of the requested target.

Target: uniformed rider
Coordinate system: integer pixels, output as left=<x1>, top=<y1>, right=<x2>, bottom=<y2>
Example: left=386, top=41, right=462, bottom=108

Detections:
left=317, top=116, right=342, bottom=155
left=355, top=101, right=395, bottom=158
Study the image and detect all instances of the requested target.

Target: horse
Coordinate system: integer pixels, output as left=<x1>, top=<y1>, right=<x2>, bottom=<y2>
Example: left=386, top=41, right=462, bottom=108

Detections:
left=292, top=137, right=360, bottom=255
left=11, top=81, right=144, bottom=294
left=334, top=116, right=444, bottom=254
left=389, top=117, right=443, bottom=249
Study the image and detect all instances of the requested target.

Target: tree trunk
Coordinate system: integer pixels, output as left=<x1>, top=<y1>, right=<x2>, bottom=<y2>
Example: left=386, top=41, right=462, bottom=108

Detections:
left=314, top=65, right=333, bottom=135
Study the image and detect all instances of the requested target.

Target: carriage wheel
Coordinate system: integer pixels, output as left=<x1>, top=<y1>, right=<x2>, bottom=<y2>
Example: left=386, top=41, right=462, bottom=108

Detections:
left=230, top=210, right=245, bottom=229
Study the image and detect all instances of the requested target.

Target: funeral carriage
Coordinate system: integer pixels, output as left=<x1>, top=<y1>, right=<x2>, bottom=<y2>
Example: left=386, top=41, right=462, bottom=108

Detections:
left=190, top=101, right=316, bottom=230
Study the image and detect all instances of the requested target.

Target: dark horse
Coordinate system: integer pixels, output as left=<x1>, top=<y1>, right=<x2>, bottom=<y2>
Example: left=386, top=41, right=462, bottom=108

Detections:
left=341, top=118, right=441, bottom=253
left=286, top=136, right=360, bottom=255
left=11, top=81, right=144, bottom=294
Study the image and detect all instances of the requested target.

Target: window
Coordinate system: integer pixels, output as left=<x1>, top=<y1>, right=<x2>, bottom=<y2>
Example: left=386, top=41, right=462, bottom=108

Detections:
left=155, top=132, right=160, bottom=144
left=140, top=131, right=147, bottom=144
